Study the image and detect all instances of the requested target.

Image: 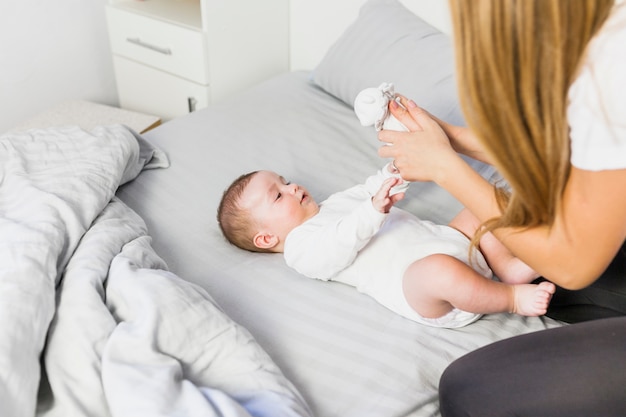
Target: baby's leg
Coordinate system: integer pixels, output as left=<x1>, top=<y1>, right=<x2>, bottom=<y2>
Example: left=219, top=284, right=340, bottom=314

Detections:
left=402, top=254, right=556, bottom=318
left=448, top=208, right=539, bottom=284
left=478, top=231, right=540, bottom=284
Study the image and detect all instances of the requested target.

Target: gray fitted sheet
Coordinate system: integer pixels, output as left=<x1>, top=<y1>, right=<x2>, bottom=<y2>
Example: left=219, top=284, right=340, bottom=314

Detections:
left=116, top=71, right=563, bottom=417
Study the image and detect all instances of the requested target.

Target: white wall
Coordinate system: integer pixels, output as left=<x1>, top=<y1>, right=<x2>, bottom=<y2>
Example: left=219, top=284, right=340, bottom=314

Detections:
left=0, top=0, right=118, bottom=134
left=0, top=0, right=451, bottom=134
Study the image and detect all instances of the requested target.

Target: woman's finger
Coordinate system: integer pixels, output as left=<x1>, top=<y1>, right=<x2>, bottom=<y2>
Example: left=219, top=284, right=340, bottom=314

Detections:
left=377, top=131, right=400, bottom=158
left=390, top=96, right=423, bottom=132
left=378, top=128, right=400, bottom=146
left=403, top=98, right=432, bottom=124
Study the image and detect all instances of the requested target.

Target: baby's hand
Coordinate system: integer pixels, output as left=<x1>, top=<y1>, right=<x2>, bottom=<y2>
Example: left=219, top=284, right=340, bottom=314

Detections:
left=372, top=177, right=405, bottom=213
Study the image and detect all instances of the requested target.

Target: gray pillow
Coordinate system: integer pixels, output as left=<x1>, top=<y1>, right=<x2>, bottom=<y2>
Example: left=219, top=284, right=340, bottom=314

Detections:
left=311, top=0, right=464, bottom=125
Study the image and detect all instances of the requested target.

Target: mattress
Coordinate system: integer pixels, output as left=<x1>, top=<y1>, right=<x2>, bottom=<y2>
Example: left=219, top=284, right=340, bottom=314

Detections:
left=116, top=70, right=563, bottom=417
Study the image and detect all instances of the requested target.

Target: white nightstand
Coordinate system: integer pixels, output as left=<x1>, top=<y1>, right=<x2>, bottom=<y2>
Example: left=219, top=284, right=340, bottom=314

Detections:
left=105, top=0, right=289, bottom=121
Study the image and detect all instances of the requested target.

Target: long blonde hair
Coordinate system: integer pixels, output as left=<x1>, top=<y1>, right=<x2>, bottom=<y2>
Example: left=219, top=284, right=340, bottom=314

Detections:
left=449, top=0, right=613, bottom=236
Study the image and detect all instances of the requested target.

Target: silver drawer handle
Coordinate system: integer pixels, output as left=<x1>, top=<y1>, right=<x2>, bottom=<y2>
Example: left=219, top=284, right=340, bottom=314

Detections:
left=126, top=37, right=172, bottom=55
left=188, top=97, right=197, bottom=112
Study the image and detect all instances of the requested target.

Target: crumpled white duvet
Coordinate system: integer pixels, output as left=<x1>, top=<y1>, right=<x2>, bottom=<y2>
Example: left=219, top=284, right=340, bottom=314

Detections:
left=0, top=125, right=312, bottom=417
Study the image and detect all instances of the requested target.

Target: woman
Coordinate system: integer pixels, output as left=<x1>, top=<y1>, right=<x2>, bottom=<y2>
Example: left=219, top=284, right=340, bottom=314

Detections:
left=378, top=0, right=626, bottom=415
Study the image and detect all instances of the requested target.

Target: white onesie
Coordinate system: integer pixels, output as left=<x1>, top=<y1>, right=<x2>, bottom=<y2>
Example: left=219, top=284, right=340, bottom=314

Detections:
left=283, top=164, right=492, bottom=328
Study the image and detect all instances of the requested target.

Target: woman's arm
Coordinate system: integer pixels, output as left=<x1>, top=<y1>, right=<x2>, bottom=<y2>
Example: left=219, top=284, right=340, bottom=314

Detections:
left=379, top=98, right=626, bottom=289
left=428, top=113, right=493, bottom=165
left=496, top=167, right=626, bottom=289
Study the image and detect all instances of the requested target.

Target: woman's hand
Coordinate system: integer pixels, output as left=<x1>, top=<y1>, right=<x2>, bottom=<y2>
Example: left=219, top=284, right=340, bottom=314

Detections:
left=377, top=98, right=462, bottom=183
left=377, top=96, right=502, bottom=228
left=383, top=96, right=494, bottom=166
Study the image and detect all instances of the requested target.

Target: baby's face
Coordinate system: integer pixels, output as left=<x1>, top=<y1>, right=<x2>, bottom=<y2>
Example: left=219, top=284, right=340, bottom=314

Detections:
left=240, top=171, right=319, bottom=242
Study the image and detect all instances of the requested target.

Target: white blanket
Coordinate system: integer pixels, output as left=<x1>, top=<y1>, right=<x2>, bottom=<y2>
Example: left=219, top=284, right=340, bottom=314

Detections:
left=0, top=126, right=312, bottom=417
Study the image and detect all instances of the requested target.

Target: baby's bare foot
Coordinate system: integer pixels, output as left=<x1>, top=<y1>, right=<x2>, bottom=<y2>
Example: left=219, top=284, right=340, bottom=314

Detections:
left=512, top=281, right=556, bottom=316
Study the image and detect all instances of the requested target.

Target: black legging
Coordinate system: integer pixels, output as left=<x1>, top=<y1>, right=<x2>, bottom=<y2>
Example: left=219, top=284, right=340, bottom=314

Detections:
left=545, top=241, right=626, bottom=323
left=439, top=242, right=626, bottom=417
left=439, top=316, right=626, bottom=417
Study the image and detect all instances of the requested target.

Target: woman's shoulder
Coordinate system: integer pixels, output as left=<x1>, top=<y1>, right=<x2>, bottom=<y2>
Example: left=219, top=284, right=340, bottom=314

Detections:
left=589, top=3, right=626, bottom=60
left=567, top=2, right=626, bottom=171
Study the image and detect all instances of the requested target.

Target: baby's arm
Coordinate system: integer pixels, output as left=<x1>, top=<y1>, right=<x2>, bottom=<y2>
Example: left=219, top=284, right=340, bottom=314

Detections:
left=365, top=162, right=410, bottom=196
left=286, top=166, right=405, bottom=280
left=285, top=200, right=387, bottom=280
left=371, top=177, right=405, bottom=213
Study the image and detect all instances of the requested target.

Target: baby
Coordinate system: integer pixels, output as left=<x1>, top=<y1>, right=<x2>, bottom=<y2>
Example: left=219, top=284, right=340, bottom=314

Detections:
left=217, top=164, right=555, bottom=328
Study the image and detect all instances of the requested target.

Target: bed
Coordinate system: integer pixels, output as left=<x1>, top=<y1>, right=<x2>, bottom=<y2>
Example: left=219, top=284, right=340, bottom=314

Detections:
left=1, top=1, right=563, bottom=416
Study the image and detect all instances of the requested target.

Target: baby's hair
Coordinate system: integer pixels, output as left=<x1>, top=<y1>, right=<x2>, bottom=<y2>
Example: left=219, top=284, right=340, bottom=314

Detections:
left=217, top=171, right=264, bottom=252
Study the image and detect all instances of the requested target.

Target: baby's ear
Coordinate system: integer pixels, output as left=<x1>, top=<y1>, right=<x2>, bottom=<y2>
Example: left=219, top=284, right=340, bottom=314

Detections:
left=253, top=232, right=279, bottom=250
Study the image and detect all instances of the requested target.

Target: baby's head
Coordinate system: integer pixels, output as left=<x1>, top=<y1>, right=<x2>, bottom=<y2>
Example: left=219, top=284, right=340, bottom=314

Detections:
left=217, top=170, right=319, bottom=253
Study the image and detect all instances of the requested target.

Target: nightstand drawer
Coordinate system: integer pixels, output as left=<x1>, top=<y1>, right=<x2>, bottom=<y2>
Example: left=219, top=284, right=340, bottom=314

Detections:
left=113, top=56, right=210, bottom=120
left=106, top=6, right=208, bottom=85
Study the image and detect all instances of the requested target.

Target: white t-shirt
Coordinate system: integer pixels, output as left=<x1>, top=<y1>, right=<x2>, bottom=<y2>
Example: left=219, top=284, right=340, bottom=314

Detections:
left=568, top=3, right=626, bottom=170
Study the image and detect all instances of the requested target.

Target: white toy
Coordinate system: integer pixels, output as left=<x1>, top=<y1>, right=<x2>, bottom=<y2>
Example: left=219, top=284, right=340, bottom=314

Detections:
left=354, top=82, right=408, bottom=132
